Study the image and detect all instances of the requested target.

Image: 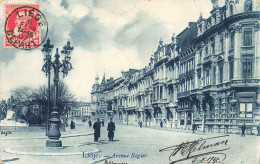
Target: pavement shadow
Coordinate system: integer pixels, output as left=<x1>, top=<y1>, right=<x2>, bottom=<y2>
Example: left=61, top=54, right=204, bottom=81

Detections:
left=78, top=140, right=109, bottom=147
left=3, top=158, right=20, bottom=162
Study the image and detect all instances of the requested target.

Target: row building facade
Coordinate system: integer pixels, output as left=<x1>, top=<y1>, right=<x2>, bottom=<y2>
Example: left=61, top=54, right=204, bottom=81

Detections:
left=91, top=0, right=260, bottom=134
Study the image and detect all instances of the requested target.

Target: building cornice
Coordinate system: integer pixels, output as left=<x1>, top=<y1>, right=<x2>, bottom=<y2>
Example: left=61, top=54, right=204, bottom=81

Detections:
left=195, top=11, right=260, bottom=44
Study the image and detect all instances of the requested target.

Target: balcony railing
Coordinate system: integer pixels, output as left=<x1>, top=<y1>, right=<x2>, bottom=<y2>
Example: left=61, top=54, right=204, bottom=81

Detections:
left=179, top=70, right=195, bottom=80
left=231, top=79, right=260, bottom=87
left=203, top=54, right=216, bottom=64
left=194, top=118, right=258, bottom=126
left=177, top=91, right=190, bottom=98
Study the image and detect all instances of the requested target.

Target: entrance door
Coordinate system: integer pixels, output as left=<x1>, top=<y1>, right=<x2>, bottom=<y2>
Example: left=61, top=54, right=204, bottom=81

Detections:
left=187, top=112, right=192, bottom=125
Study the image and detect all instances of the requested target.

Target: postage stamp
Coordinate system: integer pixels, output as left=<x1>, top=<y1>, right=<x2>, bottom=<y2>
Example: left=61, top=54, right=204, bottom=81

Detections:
left=4, top=4, right=48, bottom=50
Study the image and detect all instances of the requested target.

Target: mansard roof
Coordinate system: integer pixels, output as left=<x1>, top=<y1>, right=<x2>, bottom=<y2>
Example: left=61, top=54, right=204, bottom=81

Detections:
left=176, top=22, right=197, bottom=52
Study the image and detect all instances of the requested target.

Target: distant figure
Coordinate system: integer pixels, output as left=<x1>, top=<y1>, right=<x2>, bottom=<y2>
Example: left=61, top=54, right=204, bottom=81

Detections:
left=257, top=123, right=260, bottom=136
left=88, top=120, right=92, bottom=127
left=93, top=118, right=101, bottom=142
left=139, top=121, right=142, bottom=128
left=241, top=123, right=246, bottom=137
left=107, top=118, right=115, bottom=141
left=70, top=120, right=75, bottom=129
left=160, top=120, right=163, bottom=128
left=192, top=121, right=197, bottom=133
left=102, top=120, right=104, bottom=127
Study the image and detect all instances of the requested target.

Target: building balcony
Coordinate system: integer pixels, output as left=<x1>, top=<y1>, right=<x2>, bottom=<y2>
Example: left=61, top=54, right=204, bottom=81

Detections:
left=145, top=87, right=153, bottom=93
left=166, top=78, right=178, bottom=85
left=231, top=79, right=260, bottom=87
left=203, top=118, right=256, bottom=126
left=177, top=91, right=190, bottom=98
left=179, top=70, right=195, bottom=80
left=202, top=84, right=217, bottom=92
left=166, top=102, right=178, bottom=108
left=153, top=79, right=166, bottom=85
left=144, top=105, right=153, bottom=110
left=118, top=105, right=124, bottom=109
left=152, top=99, right=168, bottom=105
left=190, top=88, right=201, bottom=95
left=203, top=54, right=216, bottom=65
left=154, top=55, right=168, bottom=68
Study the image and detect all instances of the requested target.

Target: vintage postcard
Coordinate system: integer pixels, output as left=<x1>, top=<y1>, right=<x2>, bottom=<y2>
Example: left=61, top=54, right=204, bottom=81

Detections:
left=0, top=0, right=260, bottom=164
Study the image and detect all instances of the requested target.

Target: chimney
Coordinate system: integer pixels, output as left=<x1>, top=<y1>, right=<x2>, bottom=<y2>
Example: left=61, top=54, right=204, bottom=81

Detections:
left=211, top=0, right=219, bottom=9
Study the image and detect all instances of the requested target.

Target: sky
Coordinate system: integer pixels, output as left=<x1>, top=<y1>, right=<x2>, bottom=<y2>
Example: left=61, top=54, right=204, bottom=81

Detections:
left=0, top=0, right=226, bottom=101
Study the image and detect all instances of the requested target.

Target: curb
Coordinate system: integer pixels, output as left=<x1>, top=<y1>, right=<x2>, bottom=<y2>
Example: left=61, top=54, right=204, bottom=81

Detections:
left=5, top=146, right=100, bottom=156
left=0, top=132, right=93, bottom=140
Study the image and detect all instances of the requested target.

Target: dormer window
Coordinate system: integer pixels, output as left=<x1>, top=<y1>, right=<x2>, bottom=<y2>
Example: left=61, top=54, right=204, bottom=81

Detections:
left=245, top=0, right=252, bottom=12
left=199, top=25, right=202, bottom=34
left=230, top=4, right=234, bottom=16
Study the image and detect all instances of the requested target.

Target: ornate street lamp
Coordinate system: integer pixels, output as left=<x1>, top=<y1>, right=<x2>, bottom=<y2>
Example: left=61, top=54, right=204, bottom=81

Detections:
left=42, top=39, right=54, bottom=136
left=42, top=39, right=73, bottom=147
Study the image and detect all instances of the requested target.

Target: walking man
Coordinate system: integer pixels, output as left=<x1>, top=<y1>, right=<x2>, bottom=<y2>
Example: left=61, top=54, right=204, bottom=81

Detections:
left=93, top=118, right=101, bottom=142
left=192, top=121, right=197, bottom=133
left=241, top=123, right=246, bottom=137
left=88, top=120, right=92, bottom=128
left=160, top=120, right=163, bottom=128
left=107, top=118, right=115, bottom=141
left=257, top=123, right=260, bottom=136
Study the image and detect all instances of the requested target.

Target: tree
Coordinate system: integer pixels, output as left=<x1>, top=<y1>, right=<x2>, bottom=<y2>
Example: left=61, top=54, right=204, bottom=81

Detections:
left=35, top=81, right=76, bottom=116
left=9, top=81, right=75, bottom=124
left=10, top=87, right=36, bottom=121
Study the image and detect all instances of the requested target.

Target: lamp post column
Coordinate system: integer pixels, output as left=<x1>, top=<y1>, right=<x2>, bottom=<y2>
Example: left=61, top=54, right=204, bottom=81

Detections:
left=46, top=62, right=51, bottom=136
left=46, top=49, right=62, bottom=147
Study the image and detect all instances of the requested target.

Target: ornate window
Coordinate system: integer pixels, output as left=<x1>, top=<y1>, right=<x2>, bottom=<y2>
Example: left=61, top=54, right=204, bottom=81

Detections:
left=229, top=60, right=234, bottom=80
left=242, top=55, right=253, bottom=78
left=220, top=36, right=224, bottom=53
left=245, top=0, right=252, bottom=12
left=239, top=103, right=253, bottom=118
left=243, top=28, right=252, bottom=46
left=199, top=51, right=202, bottom=63
left=205, top=46, right=208, bottom=56
left=219, top=65, right=223, bottom=83
left=213, top=66, right=216, bottom=84
left=230, top=32, right=235, bottom=49
left=211, top=42, right=215, bottom=54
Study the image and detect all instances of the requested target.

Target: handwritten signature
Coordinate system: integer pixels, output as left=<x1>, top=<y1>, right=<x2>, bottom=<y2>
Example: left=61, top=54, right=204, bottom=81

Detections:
left=159, top=135, right=230, bottom=164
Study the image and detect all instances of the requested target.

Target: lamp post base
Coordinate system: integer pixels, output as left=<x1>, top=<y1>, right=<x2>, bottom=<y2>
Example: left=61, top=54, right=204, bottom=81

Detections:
left=46, top=139, right=62, bottom=147
left=46, top=111, right=62, bottom=147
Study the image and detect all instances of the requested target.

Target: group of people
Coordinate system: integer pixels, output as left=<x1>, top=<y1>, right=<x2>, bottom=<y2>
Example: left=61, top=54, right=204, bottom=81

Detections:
left=88, top=118, right=115, bottom=142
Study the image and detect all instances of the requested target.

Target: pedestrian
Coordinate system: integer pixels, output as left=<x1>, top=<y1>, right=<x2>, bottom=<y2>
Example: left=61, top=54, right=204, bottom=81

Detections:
left=88, top=120, right=92, bottom=128
left=93, top=118, right=101, bottom=142
left=241, top=123, right=246, bottom=137
left=257, top=123, right=260, bottom=136
left=139, top=121, right=142, bottom=128
left=102, top=120, right=104, bottom=127
left=192, top=121, right=197, bottom=133
left=107, top=118, right=115, bottom=141
left=70, top=120, right=75, bottom=129
left=160, top=120, right=163, bottom=128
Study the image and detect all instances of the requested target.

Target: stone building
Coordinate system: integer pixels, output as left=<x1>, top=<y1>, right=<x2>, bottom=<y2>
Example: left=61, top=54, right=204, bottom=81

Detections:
left=69, top=101, right=91, bottom=118
left=91, top=0, right=260, bottom=134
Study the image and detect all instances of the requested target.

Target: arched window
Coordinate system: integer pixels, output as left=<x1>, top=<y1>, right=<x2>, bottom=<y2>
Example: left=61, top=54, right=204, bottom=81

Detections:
left=245, top=0, right=252, bottom=12
left=230, top=4, right=234, bottom=16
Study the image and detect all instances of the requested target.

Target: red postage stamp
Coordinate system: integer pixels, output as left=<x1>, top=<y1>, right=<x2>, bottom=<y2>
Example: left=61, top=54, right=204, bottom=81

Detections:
left=4, top=4, right=48, bottom=50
